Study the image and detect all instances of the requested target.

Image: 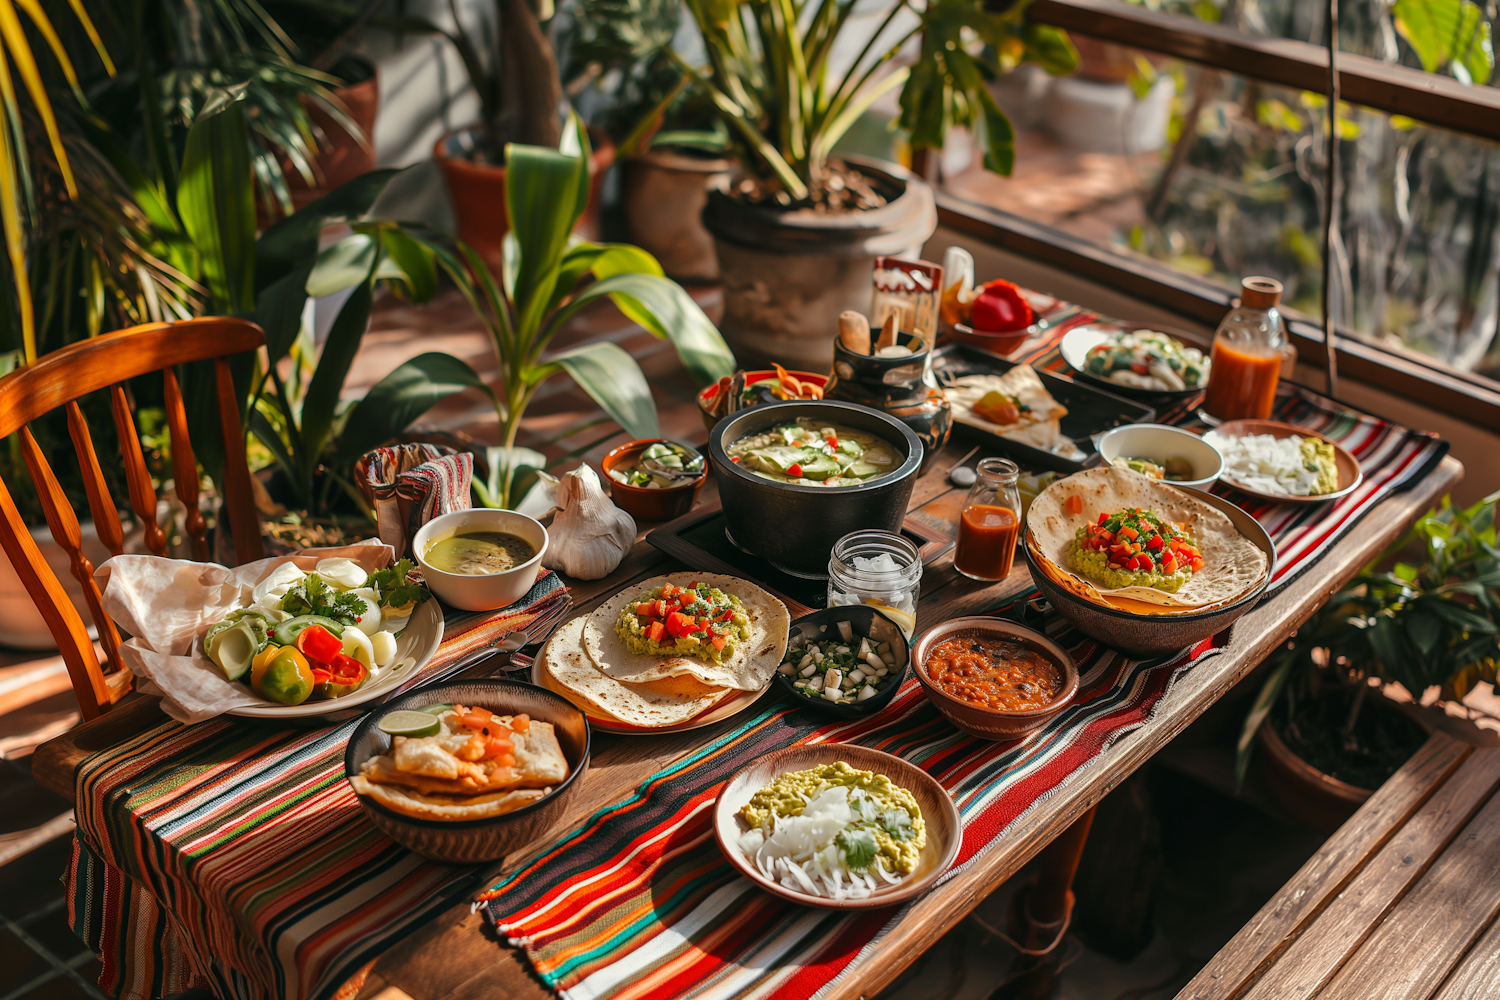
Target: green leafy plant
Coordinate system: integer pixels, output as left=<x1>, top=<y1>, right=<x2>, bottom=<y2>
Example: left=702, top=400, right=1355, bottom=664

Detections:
left=1237, top=493, right=1500, bottom=783
left=1393, top=0, right=1494, bottom=86
left=340, top=118, right=736, bottom=510
left=672, top=0, right=1077, bottom=201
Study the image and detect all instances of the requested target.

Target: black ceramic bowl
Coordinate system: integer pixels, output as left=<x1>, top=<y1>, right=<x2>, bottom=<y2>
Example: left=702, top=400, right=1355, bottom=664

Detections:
left=1022, top=491, right=1277, bottom=656
left=345, top=679, right=590, bottom=864
left=774, top=606, right=911, bottom=717
left=708, top=400, right=924, bottom=577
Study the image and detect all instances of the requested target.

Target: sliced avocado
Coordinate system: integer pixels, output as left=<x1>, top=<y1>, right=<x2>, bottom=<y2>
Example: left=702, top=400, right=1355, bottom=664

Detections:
left=206, top=619, right=260, bottom=680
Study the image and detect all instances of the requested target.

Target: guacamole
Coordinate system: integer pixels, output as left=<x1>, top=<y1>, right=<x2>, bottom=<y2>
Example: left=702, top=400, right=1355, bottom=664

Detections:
left=1301, top=438, right=1339, bottom=495
left=1068, top=506, right=1204, bottom=593
left=615, top=579, right=751, bottom=663
left=739, top=761, right=925, bottom=875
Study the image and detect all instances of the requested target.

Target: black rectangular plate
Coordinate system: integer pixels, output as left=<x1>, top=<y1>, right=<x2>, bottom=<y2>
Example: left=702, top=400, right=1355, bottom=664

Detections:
left=932, top=343, right=1158, bottom=473
left=646, top=501, right=953, bottom=612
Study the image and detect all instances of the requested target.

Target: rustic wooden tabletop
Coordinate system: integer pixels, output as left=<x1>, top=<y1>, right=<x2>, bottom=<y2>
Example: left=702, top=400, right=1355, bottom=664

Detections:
left=30, top=438, right=1464, bottom=1000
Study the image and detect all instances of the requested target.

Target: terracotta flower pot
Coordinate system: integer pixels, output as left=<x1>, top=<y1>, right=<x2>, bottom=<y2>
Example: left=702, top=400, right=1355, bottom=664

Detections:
left=434, top=127, right=616, bottom=273
left=287, top=65, right=380, bottom=210
left=621, top=148, right=730, bottom=282
left=1256, top=719, right=1370, bottom=832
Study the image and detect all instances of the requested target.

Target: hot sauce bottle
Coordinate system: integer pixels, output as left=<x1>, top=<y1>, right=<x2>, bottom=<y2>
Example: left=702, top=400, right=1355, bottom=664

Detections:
left=954, top=458, right=1023, bottom=582
left=1203, top=276, right=1287, bottom=420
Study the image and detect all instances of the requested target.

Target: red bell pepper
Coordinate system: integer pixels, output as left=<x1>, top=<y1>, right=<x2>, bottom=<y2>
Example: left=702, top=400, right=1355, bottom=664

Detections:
left=787, top=463, right=803, bottom=478
left=968, top=279, right=1034, bottom=333
left=295, top=624, right=344, bottom=665
left=665, top=611, right=696, bottom=638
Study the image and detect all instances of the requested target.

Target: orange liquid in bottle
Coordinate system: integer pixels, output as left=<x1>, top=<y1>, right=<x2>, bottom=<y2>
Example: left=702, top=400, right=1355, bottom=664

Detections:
left=1203, top=341, right=1282, bottom=419
left=955, top=504, right=1020, bottom=581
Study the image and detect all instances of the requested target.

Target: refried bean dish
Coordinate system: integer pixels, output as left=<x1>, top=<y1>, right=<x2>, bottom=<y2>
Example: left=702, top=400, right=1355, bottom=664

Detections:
left=923, top=633, right=1063, bottom=712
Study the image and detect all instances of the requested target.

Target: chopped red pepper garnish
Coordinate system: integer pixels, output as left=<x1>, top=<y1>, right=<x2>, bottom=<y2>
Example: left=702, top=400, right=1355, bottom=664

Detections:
left=1066, top=495, right=1084, bottom=515
left=787, top=463, right=803, bottom=477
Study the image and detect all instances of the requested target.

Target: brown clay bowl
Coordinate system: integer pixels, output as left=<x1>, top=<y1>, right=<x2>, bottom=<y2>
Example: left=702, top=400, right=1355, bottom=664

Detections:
left=911, top=616, right=1079, bottom=741
left=600, top=438, right=706, bottom=522
left=948, top=322, right=1036, bottom=356
left=1209, top=419, right=1363, bottom=504
left=714, top=743, right=960, bottom=909
left=345, top=679, right=590, bottom=864
left=697, top=369, right=830, bottom=430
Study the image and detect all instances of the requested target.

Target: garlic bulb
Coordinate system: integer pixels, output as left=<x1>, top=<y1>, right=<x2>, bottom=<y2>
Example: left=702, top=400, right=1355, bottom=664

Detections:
left=543, top=464, right=636, bottom=580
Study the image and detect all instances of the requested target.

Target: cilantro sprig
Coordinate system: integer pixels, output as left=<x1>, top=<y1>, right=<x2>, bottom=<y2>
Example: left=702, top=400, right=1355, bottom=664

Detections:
left=281, top=574, right=368, bottom=624
left=369, top=558, right=431, bottom=609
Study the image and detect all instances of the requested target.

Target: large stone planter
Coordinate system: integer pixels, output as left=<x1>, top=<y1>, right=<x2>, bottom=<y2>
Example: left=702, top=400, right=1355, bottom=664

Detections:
left=622, top=148, right=730, bottom=282
left=701, top=156, right=937, bottom=373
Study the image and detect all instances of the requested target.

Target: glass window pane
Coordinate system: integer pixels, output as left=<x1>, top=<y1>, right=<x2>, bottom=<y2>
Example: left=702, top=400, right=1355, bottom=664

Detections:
left=939, top=49, right=1500, bottom=385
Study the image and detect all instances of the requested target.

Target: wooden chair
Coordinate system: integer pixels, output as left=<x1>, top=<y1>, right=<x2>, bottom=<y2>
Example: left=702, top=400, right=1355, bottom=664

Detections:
left=0, top=318, right=265, bottom=720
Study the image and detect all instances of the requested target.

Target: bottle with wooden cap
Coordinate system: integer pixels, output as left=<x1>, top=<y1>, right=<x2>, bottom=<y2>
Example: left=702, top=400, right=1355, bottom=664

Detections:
left=1203, top=276, right=1286, bottom=420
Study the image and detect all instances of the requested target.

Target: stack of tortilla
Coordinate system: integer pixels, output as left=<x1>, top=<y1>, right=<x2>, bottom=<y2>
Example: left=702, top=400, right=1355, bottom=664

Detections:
left=537, top=573, right=790, bottom=728
left=1026, top=466, right=1270, bottom=616
left=945, top=365, right=1083, bottom=459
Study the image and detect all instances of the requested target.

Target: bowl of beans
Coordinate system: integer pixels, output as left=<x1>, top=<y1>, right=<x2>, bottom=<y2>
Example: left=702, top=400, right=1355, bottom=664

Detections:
left=773, top=606, right=910, bottom=717
left=911, top=617, right=1078, bottom=741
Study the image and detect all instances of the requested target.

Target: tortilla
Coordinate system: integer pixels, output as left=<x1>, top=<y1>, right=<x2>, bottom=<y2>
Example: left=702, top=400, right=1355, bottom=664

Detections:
left=945, top=366, right=1084, bottom=459
left=350, top=778, right=550, bottom=821
left=1026, top=466, right=1268, bottom=610
left=583, top=573, right=789, bottom=692
left=1025, top=529, right=1240, bottom=617
left=542, top=616, right=735, bottom=727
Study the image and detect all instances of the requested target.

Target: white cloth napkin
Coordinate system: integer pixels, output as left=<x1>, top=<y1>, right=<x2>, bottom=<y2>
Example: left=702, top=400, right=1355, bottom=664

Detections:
left=95, top=539, right=395, bottom=724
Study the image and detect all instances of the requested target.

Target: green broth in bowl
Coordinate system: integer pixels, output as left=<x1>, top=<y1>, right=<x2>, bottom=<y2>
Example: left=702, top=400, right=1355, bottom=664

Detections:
left=726, top=418, right=899, bottom=486
left=424, top=531, right=536, bottom=576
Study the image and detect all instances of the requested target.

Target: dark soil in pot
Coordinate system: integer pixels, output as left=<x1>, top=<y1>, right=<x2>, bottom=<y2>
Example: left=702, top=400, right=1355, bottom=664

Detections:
left=1272, top=689, right=1429, bottom=791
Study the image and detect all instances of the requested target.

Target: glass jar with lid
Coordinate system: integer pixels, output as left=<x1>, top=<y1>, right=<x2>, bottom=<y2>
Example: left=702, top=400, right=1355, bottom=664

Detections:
left=827, top=530, right=921, bottom=639
left=1202, top=276, right=1287, bottom=420
left=954, top=458, right=1023, bottom=582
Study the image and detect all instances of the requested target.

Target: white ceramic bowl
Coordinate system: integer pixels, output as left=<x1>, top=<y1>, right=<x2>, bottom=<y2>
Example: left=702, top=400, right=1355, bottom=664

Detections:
left=413, top=509, right=549, bottom=611
left=1095, top=423, right=1223, bottom=491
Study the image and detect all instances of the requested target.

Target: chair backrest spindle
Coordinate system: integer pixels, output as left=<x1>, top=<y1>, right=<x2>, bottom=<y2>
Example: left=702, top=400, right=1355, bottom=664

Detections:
left=0, top=318, right=266, bottom=718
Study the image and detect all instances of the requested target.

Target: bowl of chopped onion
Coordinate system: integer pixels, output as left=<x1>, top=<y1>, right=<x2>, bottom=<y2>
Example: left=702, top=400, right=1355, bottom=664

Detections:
left=773, top=606, right=910, bottom=717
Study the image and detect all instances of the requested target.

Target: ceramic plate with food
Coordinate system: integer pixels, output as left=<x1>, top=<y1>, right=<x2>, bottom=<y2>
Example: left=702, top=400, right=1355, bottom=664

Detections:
left=1203, top=420, right=1362, bottom=504
left=535, top=574, right=789, bottom=732
left=944, top=364, right=1084, bottom=460
left=714, top=744, right=960, bottom=909
left=350, top=702, right=571, bottom=821
left=1026, top=466, right=1270, bottom=614
left=1060, top=323, right=1211, bottom=398
left=210, top=557, right=442, bottom=719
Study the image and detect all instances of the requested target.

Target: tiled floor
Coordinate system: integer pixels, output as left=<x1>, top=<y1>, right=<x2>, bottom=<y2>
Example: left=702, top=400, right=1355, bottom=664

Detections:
left=0, top=827, right=106, bottom=1000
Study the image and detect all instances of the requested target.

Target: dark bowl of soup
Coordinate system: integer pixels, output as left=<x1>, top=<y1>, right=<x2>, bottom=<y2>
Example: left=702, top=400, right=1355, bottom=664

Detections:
left=412, top=510, right=549, bottom=611
left=708, top=401, right=923, bottom=577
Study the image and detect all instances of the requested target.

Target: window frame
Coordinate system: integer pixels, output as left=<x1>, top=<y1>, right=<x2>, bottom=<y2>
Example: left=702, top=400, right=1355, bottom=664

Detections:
left=927, top=0, right=1500, bottom=428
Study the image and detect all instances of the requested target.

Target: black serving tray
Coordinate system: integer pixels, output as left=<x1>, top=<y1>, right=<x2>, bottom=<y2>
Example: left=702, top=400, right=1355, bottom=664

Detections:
left=646, top=500, right=952, bottom=612
left=932, top=343, right=1157, bottom=473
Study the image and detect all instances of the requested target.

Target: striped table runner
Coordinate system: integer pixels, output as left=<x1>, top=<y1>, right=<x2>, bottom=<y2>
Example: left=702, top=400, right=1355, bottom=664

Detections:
left=65, top=572, right=569, bottom=1000
left=61, top=292, right=1448, bottom=1000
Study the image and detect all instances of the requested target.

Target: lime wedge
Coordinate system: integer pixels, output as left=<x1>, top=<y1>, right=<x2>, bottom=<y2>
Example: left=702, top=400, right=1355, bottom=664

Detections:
left=418, top=703, right=453, bottom=716
left=378, top=710, right=441, bottom=738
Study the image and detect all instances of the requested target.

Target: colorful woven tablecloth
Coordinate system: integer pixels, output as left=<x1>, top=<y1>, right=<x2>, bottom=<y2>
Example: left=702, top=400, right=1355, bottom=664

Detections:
left=62, top=292, right=1449, bottom=1000
left=65, top=571, right=569, bottom=1000
left=474, top=301, right=1450, bottom=1000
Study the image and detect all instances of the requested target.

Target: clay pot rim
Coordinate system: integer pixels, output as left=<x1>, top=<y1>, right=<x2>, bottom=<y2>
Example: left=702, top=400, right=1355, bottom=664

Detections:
left=432, top=125, right=617, bottom=173
left=1256, top=713, right=1372, bottom=803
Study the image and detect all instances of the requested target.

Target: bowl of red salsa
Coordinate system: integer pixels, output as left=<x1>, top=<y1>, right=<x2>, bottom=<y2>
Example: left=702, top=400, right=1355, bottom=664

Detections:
left=912, top=617, right=1079, bottom=741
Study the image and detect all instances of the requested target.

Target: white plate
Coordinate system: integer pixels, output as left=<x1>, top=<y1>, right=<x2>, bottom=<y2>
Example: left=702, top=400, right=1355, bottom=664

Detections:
left=227, top=599, right=444, bottom=719
left=1060, top=322, right=1211, bottom=399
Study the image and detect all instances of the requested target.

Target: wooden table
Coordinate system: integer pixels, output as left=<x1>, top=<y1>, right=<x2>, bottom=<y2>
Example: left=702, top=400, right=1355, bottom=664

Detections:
left=31, top=443, right=1464, bottom=1000
left=1175, top=730, right=1500, bottom=1000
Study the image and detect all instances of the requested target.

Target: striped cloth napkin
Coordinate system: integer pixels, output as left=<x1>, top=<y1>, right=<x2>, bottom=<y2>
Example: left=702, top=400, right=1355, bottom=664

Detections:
left=357, top=443, right=473, bottom=556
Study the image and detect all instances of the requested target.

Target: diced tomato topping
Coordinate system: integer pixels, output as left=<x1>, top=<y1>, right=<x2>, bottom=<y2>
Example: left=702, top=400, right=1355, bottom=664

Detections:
left=645, top=620, right=666, bottom=643
left=1146, top=535, right=1163, bottom=551
left=665, top=611, right=696, bottom=638
left=1162, top=552, right=1178, bottom=572
left=1098, top=511, right=1109, bottom=525
left=661, top=582, right=676, bottom=598
left=1119, top=525, right=1138, bottom=541
left=511, top=714, right=530, bottom=733
left=677, top=592, right=697, bottom=609
left=731, top=455, right=741, bottom=462
left=636, top=602, right=655, bottom=616
left=710, top=634, right=727, bottom=650
left=1066, top=495, right=1083, bottom=515
left=481, top=736, right=515, bottom=759
left=496, top=753, right=516, bottom=769
left=1130, top=361, right=1149, bottom=375
left=787, top=463, right=803, bottom=477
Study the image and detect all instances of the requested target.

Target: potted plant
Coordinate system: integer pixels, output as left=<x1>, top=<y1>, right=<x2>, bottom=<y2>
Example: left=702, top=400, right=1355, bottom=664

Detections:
left=559, top=0, right=731, bottom=281
left=1238, top=494, right=1500, bottom=829
left=411, top=0, right=614, bottom=270
left=672, top=0, right=1077, bottom=368
left=338, top=117, right=736, bottom=510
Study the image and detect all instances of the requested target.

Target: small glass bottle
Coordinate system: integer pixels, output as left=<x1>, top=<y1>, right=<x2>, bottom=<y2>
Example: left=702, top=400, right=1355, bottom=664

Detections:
left=827, top=530, right=922, bottom=639
left=954, top=458, right=1023, bottom=582
left=1202, top=277, right=1287, bottom=420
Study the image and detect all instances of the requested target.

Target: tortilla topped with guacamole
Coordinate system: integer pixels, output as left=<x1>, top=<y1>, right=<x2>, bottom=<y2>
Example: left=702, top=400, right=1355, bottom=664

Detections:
left=583, top=573, right=789, bottom=692
left=1027, top=466, right=1268, bottom=610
